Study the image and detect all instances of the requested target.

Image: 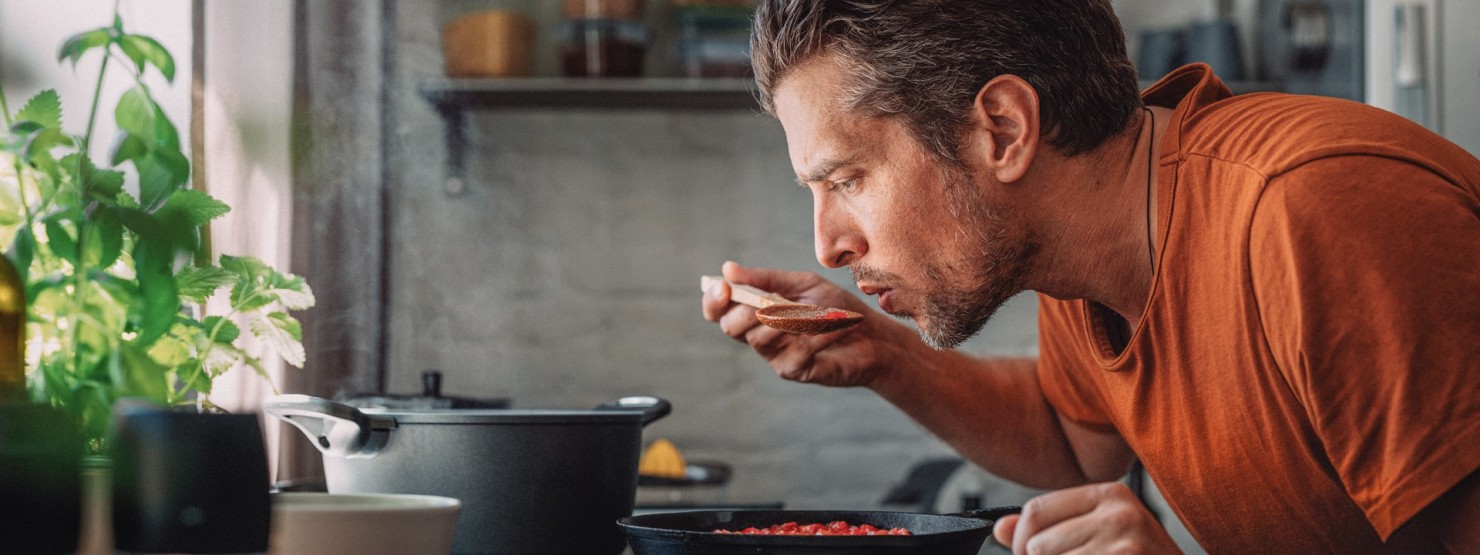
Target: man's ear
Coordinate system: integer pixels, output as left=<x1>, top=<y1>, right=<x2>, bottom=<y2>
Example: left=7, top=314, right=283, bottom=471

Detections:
left=966, top=75, right=1040, bottom=184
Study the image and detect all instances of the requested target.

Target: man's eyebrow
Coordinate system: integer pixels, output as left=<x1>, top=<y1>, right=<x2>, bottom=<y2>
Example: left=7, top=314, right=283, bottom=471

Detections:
left=795, top=155, right=859, bottom=186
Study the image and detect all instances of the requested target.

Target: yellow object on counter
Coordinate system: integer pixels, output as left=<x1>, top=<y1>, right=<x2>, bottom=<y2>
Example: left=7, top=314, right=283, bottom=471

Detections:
left=638, top=439, right=686, bottom=479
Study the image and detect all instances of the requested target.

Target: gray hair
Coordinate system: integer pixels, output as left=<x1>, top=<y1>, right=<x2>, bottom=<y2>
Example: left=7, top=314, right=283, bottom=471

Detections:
left=751, top=0, right=1142, bottom=161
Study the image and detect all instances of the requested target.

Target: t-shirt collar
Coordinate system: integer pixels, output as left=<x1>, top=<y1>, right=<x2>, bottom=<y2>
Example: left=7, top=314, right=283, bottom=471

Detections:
left=1140, top=63, right=1234, bottom=159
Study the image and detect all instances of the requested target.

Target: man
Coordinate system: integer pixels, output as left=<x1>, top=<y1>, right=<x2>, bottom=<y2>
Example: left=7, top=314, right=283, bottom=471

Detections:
left=701, top=0, right=1480, bottom=552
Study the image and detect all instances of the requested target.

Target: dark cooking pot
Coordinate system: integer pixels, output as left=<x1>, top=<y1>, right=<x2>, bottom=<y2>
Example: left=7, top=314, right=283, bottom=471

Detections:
left=619, top=506, right=1020, bottom=555
left=266, top=394, right=670, bottom=555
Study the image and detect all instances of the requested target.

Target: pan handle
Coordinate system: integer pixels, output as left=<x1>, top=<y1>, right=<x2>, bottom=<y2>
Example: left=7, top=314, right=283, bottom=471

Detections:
left=951, top=505, right=1022, bottom=525
left=595, top=396, right=672, bottom=427
left=264, top=395, right=397, bottom=458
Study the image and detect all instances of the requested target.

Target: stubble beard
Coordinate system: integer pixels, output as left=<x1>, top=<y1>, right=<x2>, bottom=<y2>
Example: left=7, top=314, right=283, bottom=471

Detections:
left=854, top=167, right=1035, bottom=350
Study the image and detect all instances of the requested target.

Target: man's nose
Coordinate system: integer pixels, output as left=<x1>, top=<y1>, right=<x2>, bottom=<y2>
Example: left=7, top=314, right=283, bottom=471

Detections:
left=814, top=198, right=866, bottom=269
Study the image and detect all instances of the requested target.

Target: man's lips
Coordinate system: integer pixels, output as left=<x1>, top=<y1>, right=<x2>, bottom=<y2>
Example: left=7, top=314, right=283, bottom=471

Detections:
left=859, top=284, right=895, bottom=313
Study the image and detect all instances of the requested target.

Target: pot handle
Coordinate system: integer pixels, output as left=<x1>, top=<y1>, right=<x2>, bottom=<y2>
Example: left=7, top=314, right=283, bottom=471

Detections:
left=264, top=395, right=397, bottom=459
left=951, top=505, right=1022, bottom=525
left=595, top=396, right=671, bottom=427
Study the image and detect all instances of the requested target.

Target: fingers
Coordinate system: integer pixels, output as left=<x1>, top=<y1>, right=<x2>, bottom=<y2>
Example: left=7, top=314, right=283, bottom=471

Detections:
left=994, top=514, right=1019, bottom=547
left=1012, top=483, right=1117, bottom=554
left=722, top=260, right=818, bottom=298
left=701, top=278, right=732, bottom=322
left=741, top=321, right=790, bottom=357
left=1003, top=482, right=1165, bottom=555
left=716, top=303, right=760, bottom=342
left=1016, top=513, right=1099, bottom=555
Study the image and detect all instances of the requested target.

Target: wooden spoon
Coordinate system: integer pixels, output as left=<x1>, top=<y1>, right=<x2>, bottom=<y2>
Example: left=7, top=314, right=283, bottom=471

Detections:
left=701, top=275, right=864, bottom=335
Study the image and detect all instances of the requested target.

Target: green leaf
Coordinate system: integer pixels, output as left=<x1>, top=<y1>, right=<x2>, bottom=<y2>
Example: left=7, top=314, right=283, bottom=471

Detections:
left=200, top=340, right=245, bottom=377
left=16, top=90, right=62, bottom=129
left=220, top=253, right=271, bottom=277
left=33, top=161, right=62, bottom=201
left=9, top=227, right=34, bottom=284
left=84, top=213, right=124, bottom=268
left=267, top=273, right=315, bottom=310
left=223, top=254, right=270, bottom=310
left=120, top=34, right=175, bottom=82
left=107, top=206, right=161, bottom=240
left=176, top=265, right=234, bottom=304
left=9, top=120, right=42, bottom=135
left=132, top=240, right=181, bottom=344
left=116, top=190, right=139, bottom=209
left=154, top=136, right=186, bottom=173
left=116, top=343, right=169, bottom=403
left=115, top=34, right=148, bottom=75
left=158, top=189, right=229, bottom=227
left=202, top=315, right=241, bottom=344
left=37, top=360, right=71, bottom=405
left=84, top=167, right=124, bottom=202
left=222, top=255, right=315, bottom=312
left=32, top=159, right=60, bottom=200
left=58, top=151, right=90, bottom=186
left=152, top=209, right=200, bottom=256
left=146, top=325, right=193, bottom=367
left=115, top=87, right=156, bottom=144
left=57, top=28, right=111, bottom=66
left=250, top=312, right=305, bottom=368
left=90, top=272, right=139, bottom=307
left=133, top=154, right=177, bottom=210
left=173, top=359, right=209, bottom=395
left=20, top=128, right=70, bottom=163
left=114, top=85, right=181, bottom=152
left=43, top=220, right=77, bottom=262
left=109, top=132, right=148, bottom=166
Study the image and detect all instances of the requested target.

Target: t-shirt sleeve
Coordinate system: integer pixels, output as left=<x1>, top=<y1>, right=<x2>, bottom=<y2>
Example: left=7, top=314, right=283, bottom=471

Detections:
left=1249, top=155, right=1480, bottom=539
left=1035, top=294, right=1117, bottom=432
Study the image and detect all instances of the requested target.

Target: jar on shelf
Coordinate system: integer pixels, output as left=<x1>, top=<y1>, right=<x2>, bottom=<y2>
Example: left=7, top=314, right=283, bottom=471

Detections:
left=564, top=0, right=644, bottom=21
left=560, top=0, right=651, bottom=77
left=671, top=0, right=757, bottom=78
left=443, top=7, right=538, bottom=77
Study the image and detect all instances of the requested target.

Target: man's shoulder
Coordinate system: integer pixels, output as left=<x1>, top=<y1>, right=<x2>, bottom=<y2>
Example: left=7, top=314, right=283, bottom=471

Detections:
left=1176, top=93, right=1473, bottom=182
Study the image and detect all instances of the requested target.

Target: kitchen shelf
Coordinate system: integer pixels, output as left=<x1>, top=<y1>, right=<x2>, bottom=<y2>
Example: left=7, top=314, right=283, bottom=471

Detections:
left=419, top=77, right=1285, bottom=193
left=419, top=77, right=761, bottom=193
left=420, top=77, right=760, bottom=110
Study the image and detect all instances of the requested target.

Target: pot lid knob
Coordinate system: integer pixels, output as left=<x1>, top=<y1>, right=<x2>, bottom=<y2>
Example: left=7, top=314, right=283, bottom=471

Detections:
left=421, top=370, right=443, bottom=398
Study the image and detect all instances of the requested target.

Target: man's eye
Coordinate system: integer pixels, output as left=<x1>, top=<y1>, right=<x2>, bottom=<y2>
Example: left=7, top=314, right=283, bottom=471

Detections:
left=829, top=178, right=859, bottom=191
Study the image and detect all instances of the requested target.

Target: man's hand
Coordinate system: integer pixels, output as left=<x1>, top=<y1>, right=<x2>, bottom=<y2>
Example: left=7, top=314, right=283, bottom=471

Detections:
left=701, top=260, right=914, bottom=387
left=993, top=482, right=1181, bottom=554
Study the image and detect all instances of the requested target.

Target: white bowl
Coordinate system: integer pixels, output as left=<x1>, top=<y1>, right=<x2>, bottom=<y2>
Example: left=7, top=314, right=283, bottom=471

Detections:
left=269, top=492, right=461, bottom=555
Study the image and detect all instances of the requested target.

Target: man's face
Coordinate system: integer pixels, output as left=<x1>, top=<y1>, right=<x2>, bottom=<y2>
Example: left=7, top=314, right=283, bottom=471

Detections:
left=773, top=57, right=1034, bottom=349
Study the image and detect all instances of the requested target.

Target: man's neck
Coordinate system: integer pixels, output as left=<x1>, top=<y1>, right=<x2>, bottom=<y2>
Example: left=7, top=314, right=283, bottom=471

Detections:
left=1017, top=106, right=1173, bottom=325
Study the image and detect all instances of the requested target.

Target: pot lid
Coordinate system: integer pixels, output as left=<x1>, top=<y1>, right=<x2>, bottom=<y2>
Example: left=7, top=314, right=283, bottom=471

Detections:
left=370, top=408, right=647, bottom=425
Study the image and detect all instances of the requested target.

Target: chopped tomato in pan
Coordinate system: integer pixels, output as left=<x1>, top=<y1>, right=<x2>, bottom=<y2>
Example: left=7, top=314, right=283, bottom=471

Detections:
left=713, top=521, right=911, bottom=536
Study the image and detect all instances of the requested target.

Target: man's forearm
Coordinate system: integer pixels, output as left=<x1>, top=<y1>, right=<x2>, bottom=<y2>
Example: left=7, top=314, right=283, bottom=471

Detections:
left=867, top=346, right=1107, bottom=489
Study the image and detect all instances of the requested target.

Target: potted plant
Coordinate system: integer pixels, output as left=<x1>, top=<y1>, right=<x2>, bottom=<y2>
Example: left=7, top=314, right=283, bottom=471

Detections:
left=0, top=12, right=313, bottom=454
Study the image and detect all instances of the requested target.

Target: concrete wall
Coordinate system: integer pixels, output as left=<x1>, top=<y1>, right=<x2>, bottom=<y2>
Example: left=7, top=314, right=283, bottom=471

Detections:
left=377, top=1, right=1248, bottom=523
left=384, top=1, right=1041, bottom=510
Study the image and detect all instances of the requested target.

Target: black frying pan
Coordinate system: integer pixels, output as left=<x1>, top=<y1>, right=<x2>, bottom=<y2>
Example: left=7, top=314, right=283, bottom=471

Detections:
left=618, top=506, right=1020, bottom=555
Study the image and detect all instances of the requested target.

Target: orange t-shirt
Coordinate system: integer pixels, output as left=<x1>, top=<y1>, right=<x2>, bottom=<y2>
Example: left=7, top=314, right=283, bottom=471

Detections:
left=1036, top=64, right=1480, bottom=552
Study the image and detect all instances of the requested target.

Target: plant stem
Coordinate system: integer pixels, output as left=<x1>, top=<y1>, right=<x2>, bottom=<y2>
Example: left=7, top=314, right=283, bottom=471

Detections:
left=81, top=48, right=111, bottom=165
left=0, top=83, right=12, bottom=127
left=71, top=9, right=118, bottom=393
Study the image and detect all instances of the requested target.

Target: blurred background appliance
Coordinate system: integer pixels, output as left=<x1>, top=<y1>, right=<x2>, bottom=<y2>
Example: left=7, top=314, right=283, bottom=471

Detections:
left=1253, top=0, right=1478, bottom=154
left=1365, top=0, right=1480, bottom=154
left=1256, top=0, right=1365, bottom=99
